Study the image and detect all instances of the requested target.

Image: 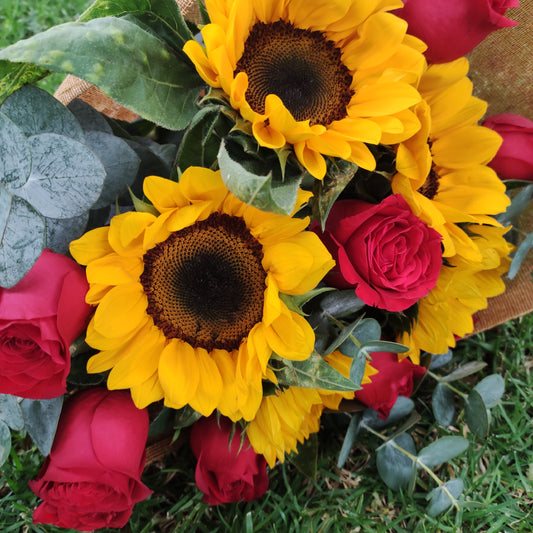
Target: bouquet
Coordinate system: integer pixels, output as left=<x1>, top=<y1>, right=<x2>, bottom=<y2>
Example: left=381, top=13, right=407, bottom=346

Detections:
left=0, top=0, right=531, bottom=530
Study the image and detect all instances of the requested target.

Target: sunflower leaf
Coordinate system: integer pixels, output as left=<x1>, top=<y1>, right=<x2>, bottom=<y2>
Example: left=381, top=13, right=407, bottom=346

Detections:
left=0, top=60, right=49, bottom=104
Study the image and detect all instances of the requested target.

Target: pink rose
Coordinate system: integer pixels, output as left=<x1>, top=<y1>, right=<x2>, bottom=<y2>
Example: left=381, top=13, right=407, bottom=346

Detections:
left=190, top=415, right=269, bottom=505
left=29, top=388, right=152, bottom=531
left=355, top=352, right=427, bottom=419
left=0, top=249, right=92, bottom=399
left=395, top=0, right=519, bottom=63
left=313, top=195, right=442, bottom=312
left=483, top=113, right=533, bottom=181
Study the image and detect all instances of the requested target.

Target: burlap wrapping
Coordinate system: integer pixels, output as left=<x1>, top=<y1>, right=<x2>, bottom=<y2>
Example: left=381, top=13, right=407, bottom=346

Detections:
left=53, top=0, right=533, bottom=338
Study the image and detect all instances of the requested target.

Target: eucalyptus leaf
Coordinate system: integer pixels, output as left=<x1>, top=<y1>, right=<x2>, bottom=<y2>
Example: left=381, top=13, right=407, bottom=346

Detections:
left=0, top=85, right=85, bottom=142
left=0, top=195, right=45, bottom=288
left=20, top=397, right=64, bottom=456
left=84, top=131, right=140, bottom=209
left=0, top=60, right=49, bottom=104
left=363, top=396, right=415, bottom=429
left=0, top=420, right=11, bottom=467
left=432, top=382, right=456, bottom=427
left=45, top=213, right=90, bottom=255
left=474, top=374, right=505, bottom=408
left=508, top=232, right=533, bottom=280
left=441, top=361, right=487, bottom=383
left=0, top=111, right=32, bottom=189
left=291, top=287, right=334, bottom=308
left=323, top=316, right=364, bottom=357
left=351, top=318, right=382, bottom=346
left=426, top=479, right=463, bottom=517
left=0, top=184, right=12, bottom=238
left=17, top=133, right=106, bottom=218
left=497, top=184, right=533, bottom=225
left=376, top=433, right=416, bottom=492
left=360, top=340, right=409, bottom=354
left=0, top=17, right=203, bottom=130
left=428, top=349, right=453, bottom=370
left=277, top=352, right=358, bottom=391
left=0, top=394, right=24, bottom=431
left=348, top=351, right=368, bottom=386
left=337, top=413, right=362, bottom=469
left=67, top=98, right=113, bottom=133
left=465, top=389, right=489, bottom=438
left=417, top=437, right=469, bottom=469
left=320, top=289, right=366, bottom=318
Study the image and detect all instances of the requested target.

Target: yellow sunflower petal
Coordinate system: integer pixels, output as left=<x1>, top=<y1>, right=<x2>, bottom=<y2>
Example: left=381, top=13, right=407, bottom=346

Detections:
left=70, top=226, right=112, bottom=265
left=130, top=373, right=165, bottom=409
left=188, top=347, right=224, bottom=416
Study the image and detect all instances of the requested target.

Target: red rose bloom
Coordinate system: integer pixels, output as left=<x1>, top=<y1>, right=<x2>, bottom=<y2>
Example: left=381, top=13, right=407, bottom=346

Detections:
left=355, top=352, right=427, bottom=419
left=483, top=113, right=533, bottom=181
left=313, top=195, right=442, bottom=312
left=395, top=0, right=519, bottom=63
left=0, top=249, right=92, bottom=399
left=190, top=415, right=269, bottom=505
left=29, top=388, right=151, bottom=531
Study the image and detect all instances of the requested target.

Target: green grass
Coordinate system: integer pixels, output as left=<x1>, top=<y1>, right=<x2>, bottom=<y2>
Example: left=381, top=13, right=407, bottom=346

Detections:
left=1, top=3, right=532, bottom=532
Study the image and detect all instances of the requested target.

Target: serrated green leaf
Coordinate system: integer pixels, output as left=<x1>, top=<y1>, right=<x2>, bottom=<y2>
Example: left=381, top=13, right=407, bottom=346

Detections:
left=508, top=232, right=533, bottom=280
left=376, top=433, right=416, bottom=492
left=16, top=133, right=106, bottom=218
left=426, top=479, right=463, bottom=517
left=319, top=289, right=366, bottom=318
left=337, top=413, right=362, bottom=469
left=441, top=361, right=487, bottom=383
left=218, top=139, right=301, bottom=215
left=1, top=85, right=85, bottom=142
left=0, top=111, right=32, bottom=189
left=0, top=17, right=203, bottom=130
left=418, top=437, right=469, bottom=468
left=288, top=433, right=318, bottom=479
left=0, top=394, right=24, bottom=431
left=20, top=397, right=63, bottom=456
left=0, top=420, right=11, bottom=467
left=84, top=131, right=140, bottom=209
left=0, top=61, right=49, bottom=104
left=0, top=195, right=45, bottom=288
left=474, top=374, right=505, bottom=408
left=432, top=382, right=456, bottom=427
left=465, top=389, right=489, bottom=438
left=45, top=213, right=90, bottom=255
left=277, top=352, right=357, bottom=391
left=291, top=287, right=335, bottom=308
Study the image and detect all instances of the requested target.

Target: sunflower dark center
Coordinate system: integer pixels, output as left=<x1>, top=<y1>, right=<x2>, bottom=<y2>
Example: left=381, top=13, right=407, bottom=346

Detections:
left=418, top=168, right=440, bottom=200
left=235, top=20, right=353, bottom=126
left=141, top=213, right=266, bottom=351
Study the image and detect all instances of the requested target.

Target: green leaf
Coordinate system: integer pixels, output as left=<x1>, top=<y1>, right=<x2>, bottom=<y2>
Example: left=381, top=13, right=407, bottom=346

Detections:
left=319, top=289, right=366, bottom=318
left=288, top=433, right=318, bottom=480
left=1, top=85, right=85, bottom=142
left=291, top=287, right=335, bottom=308
left=351, top=318, right=381, bottom=346
left=363, top=396, right=415, bottom=429
left=0, top=420, right=11, bottom=467
left=0, top=195, right=45, bottom=288
left=428, top=349, right=453, bottom=370
left=67, top=98, right=113, bottom=133
left=360, top=340, right=409, bottom=354
left=0, top=61, right=49, bottom=104
left=277, top=352, right=358, bottom=391
left=417, top=436, right=469, bottom=469
left=376, top=433, right=416, bottom=492
left=441, top=361, right=487, bottom=383
left=432, top=382, right=456, bottom=427
left=0, top=17, right=203, bottom=130
left=426, top=479, right=463, bottom=517
left=16, top=133, right=106, bottom=218
left=0, top=111, right=32, bottom=189
left=218, top=139, right=301, bottom=215
left=474, top=374, right=505, bottom=408
left=465, top=389, right=489, bottom=438
left=0, top=394, right=24, bottom=431
left=20, top=397, right=64, bottom=456
left=45, top=213, right=90, bottom=255
left=348, top=351, right=368, bottom=386
left=337, top=413, right=362, bottom=469
left=84, top=131, right=140, bottom=209
left=0, top=184, right=12, bottom=238
left=497, top=183, right=533, bottom=225
left=508, top=232, right=533, bottom=280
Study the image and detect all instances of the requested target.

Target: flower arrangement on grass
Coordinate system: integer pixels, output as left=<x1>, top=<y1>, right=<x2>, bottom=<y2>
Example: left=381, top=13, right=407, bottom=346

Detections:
left=0, top=0, right=531, bottom=529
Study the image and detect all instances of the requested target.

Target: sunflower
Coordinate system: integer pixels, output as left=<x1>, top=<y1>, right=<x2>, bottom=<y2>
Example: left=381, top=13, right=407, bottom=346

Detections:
left=183, top=0, right=426, bottom=179
left=399, top=225, right=512, bottom=363
left=392, top=58, right=510, bottom=259
left=246, top=351, right=377, bottom=467
left=69, top=167, right=334, bottom=420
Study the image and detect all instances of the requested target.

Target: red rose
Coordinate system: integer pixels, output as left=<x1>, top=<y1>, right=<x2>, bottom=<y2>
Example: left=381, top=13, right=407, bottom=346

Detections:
left=313, top=195, right=442, bottom=312
left=483, top=113, right=533, bottom=181
left=354, top=352, right=426, bottom=419
left=395, top=0, right=519, bottom=63
left=29, top=388, right=151, bottom=531
left=0, top=249, right=92, bottom=399
left=190, top=415, right=269, bottom=505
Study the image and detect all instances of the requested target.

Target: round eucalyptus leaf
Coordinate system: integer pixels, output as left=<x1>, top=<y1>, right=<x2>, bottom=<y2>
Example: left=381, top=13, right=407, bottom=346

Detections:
left=0, top=420, right=11, bottom=467
left=417, top=436, right=469, bottom=469
left=465, top=389, right=489, bottom=438
left=432, top=382, right=456, bottom=427
left=45, top=212, right=90, bottom=255
left=0, top=111, right=32, bottom=190
left=0, top=394, right=24, bottom=431
left=67, top=98, right=113, bottom=134
left=426, top=478, right=464, bottom=517
left=0, top=85, right=85, bottom=142
left=0, top=195, right=45, bottom=288
left=84, top=131, right=140, bottom=209
left=376, top=433, right=416, bottom=492
left=474, top=374, right=505, bottom=408
left=0, top=183, right=12, bottom=239
left=18, top=133, right=105, bottom=219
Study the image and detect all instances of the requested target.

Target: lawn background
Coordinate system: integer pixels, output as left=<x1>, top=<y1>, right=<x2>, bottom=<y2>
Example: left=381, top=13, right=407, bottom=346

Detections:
left=1, top=2, right=532, bottom=532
